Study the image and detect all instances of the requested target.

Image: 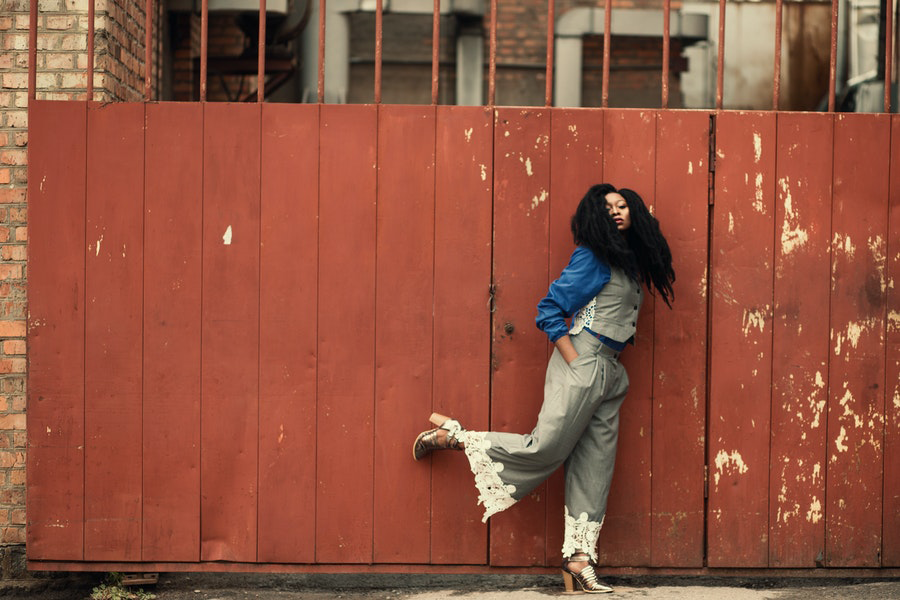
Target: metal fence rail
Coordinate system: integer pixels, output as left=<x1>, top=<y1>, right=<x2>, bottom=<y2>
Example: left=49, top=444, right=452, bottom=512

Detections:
left=26, top=0, right=897, bottom=110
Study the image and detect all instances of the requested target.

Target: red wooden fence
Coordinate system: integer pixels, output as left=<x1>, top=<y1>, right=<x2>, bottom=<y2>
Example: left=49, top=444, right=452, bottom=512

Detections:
left=27, top=101, right=899, bottom=572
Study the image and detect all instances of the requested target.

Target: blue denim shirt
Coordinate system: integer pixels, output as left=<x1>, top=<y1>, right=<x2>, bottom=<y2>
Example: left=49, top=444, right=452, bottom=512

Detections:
left=535, top=246, right=626, bottom=350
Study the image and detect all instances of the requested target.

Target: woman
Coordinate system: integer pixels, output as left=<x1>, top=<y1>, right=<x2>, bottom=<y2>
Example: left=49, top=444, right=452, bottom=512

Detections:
left=413, top=183, right=674, bottom=594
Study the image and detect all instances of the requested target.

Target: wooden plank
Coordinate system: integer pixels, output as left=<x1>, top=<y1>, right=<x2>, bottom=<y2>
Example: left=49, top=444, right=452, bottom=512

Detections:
left=26, top=100, right=87, bottom=560
left=768, top=112, right=833, bottom=567
left=257, top=104, right=319, bottom=563
left=142, top=102, right=203, bottom=562
left=708, top=111, right=776, bottom=567
left=490, top=107, right=551, bottom=566
left=599, top=109, right=657, bottom=566
left=651, top=110, right=709, bottom=567
left=826, top=114, right=889, bottom=567
left=430, top=106, right=493, bottom=565
left=316, top=104, right=377, bottom=564
left=885, top=115, right=900, bottom=567
left=83, top=102, right=145, bottom=561
left=545, top=108, right=604, bottom=561
left=200, top=103, right=260, bottom=562
left=373, top=105, right=436, bottom=562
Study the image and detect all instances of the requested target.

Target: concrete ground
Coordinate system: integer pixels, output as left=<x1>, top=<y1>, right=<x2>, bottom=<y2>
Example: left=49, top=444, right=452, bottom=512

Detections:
left=2, top=573, right=899, bottom=600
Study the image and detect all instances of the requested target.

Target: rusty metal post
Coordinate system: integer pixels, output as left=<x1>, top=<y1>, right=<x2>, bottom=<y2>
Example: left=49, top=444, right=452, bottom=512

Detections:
left=432, top=0, right=440, bottom=104
left=773, top=0, right=782, bottom=109
left=145, top=0, right=153, bottom=100
left=375, top=0, right=383, bottom=103
left=829, top=0, right=838, bottom=111
left=602, top=0, right=611, bottom=107
left=200, top=0, right=208, bottom=101
left=87, top=0, right=95, bottom=100
left=545, top=0, right=554, bottom=107
left=489, top=0, right=497, bottom=105
left=258, top=0, right=267, bottom=101
left=318, top=0, right=325, bottom=102
left=662, top=0, right=670, bottom=108
left=886, top=0, right=894, bottom=111
left=28, top=0, right=37, bottom=101
left=716, top=0, right=725, bottom=109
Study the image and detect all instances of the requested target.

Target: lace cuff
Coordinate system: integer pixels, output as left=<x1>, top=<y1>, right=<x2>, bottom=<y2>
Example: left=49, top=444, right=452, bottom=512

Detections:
left=456, top=431, right=517, bottom=522
left=561, top=507, right=604, bottom=563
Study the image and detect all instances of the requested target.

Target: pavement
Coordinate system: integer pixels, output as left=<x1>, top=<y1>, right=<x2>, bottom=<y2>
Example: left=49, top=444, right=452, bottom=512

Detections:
left=2, top=573, right=900, bottom=600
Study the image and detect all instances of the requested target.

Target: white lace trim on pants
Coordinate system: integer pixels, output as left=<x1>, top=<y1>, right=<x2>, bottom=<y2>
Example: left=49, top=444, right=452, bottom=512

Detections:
left=561, top=506, right=604, bottom=563
left=456, top=431, right=517, bottom=522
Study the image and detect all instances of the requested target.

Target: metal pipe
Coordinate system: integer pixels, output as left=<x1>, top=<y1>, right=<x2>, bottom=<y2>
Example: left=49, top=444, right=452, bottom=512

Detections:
left=258, top=0, right=266, bottom=101
left=829, top=0, right=838, bottom=111
left=545, top=0, right=554, bottom=107
left=432, top=0, right=440, bottom=104
left=318, top=0, right=325, bottom=103
left=886, top=0, right=894, bottom=111
left=716, top=0, right=725, bottom=109
left=774, top=0, right=782, bottom=109
left=489, top=0, right=497, bottom=105
left=375, top=0, right=383, bottom=103
left=145, top=0, right=152, bottom=100
left=662, top=0, right=670, bottom=108
left=602, top=0, right=611, bottom=107
left=87, top=0, right=95, bottom=100
left=28, top=0, right=37, bottom=101
left=200, top=0, right=208, bottom=101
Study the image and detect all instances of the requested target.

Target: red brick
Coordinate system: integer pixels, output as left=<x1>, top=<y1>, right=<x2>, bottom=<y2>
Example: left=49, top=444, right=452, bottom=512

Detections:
left=3, top=340, right=24, bottom=355
left=0, top=488, right=24, bottom=506
left=14, top=228, right=26, bottom=242
left=9, top=470, right=24, bottom=485
left=0, top=452, right=24, bottom=469
left=0, top=190, right=25, bottom=204
left=0, top=359, right=26, bottom=374
left=2, top=526, right=25, bottom=544
left=1, top=246, right=26, bottom=261
left=0, top=415, right=25, bottom=432
left=9, top=396, right=24, bottom=411
left=11, top=432, right=24, bottom=448
left=0, top=321, right=25, bottom=337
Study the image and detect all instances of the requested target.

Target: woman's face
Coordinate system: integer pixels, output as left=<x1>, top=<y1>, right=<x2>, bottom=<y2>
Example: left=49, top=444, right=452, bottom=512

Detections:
left=605, top=192, right=631, bottom=231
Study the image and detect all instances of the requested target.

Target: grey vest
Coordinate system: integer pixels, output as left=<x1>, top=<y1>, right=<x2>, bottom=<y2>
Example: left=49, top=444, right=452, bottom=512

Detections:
left=569, top=267, right=644, bottom=343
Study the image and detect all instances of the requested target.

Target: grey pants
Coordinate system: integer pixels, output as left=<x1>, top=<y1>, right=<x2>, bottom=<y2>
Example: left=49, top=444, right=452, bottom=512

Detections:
left=457, top=330, right=629, bottom=561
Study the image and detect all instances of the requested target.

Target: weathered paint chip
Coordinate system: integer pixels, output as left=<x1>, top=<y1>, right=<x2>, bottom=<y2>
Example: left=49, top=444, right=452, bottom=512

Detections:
left=223, top=225, right=233, bottom=245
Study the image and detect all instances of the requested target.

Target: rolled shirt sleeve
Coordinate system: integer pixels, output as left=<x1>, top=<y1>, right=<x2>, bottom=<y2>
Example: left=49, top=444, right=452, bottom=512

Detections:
left=535, top=246, right=611, bottom=342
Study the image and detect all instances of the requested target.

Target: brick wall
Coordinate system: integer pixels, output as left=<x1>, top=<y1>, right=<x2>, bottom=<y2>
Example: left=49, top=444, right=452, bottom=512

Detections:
left=0, top=0, right=154, bottom=571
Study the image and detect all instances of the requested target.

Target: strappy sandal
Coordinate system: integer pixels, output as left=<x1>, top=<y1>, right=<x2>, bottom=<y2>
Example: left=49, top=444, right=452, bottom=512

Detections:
left=561, top=552, right=613, bottom=594
left=412, top=412, right=464, bottom=460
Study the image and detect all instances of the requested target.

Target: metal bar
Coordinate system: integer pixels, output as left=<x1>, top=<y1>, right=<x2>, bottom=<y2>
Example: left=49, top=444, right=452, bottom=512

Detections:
left=145, top=0, right=152, bottom=100
left=545, top=0, right=554, bottom=107
left=375, top=0, right=383, bottom=103
left=774, top=0, right=782, bottom=109
left=258, top=0, right=266, bottom=101
left=87, top=0, right=95, bottom=100
left=431, top=0, right=440, bottom=104
left=200, top=0, right=208, bottom=101
left=716, top=0, right=725, bottom=109
left=662, top=0, right=670, bottom=108
left=602, top=0, right=611, bottom=107
left=28, top=0, right=37, bottom=101
left=489, top=0, right=497, bottom=105
left=829, top=0, right=838, bottom=111
left=318, top=0, right=325, bottom=102
left=886, top=0, right=894, bottom=111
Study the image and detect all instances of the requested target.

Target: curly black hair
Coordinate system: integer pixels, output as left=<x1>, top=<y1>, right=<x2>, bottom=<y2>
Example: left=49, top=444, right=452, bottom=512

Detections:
left=571, top=183, right=675, bottom=307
